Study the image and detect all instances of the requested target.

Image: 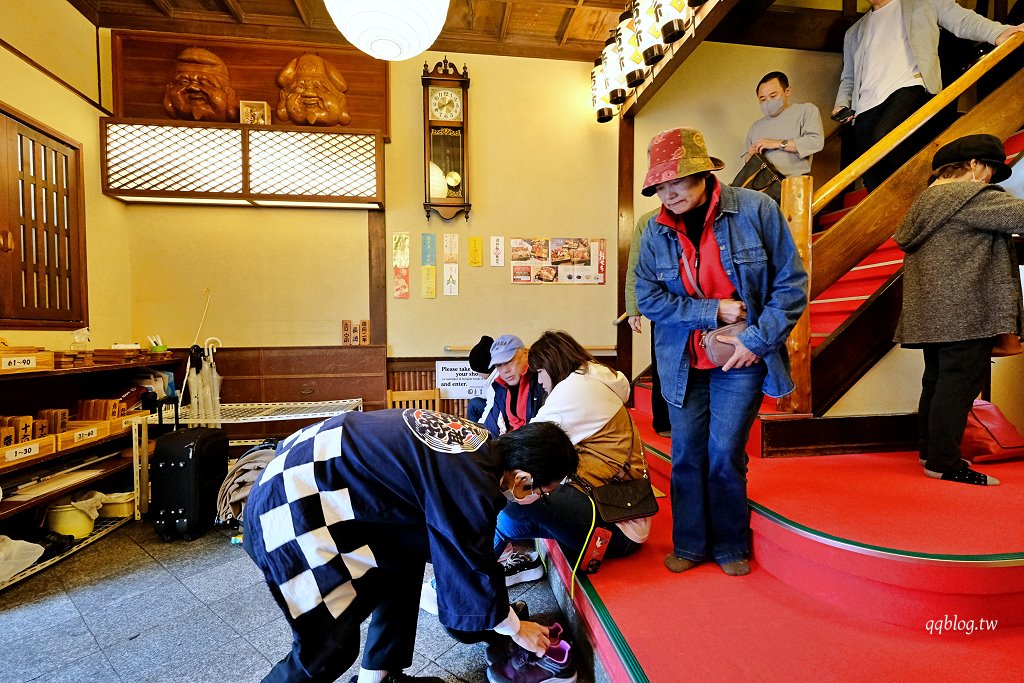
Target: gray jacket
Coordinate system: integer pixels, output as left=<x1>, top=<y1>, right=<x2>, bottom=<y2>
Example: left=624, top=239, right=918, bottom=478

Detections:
left=835, top=0, right=1009, bottom=112
left=894, top=182, right=1024, bottom=345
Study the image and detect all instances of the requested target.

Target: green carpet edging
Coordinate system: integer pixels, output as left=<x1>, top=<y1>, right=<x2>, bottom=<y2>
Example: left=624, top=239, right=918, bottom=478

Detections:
left=641, top=439, right=1024, bottom=565
left=748, top=501, right=1024, bottom=565
left=574, top=572, right=651, bottom=683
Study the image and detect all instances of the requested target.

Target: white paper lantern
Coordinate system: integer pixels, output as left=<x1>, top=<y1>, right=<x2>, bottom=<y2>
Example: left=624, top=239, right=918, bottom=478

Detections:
left=591, top=60, right=615, bottom=124
left=601, top=36, right=629, bottom=105
left=324, top=0, right=450, bottom=61
left=616, top=9, right=645, bottom=89
left=655, top=0, right=693, bottom=44
left=633, top=0, right=665, bottom=66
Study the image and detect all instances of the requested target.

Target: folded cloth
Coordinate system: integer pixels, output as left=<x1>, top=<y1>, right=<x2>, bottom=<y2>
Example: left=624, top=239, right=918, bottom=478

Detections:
left=71, top=490, right=105, bottom=520
left=0, top=535, right=45, bottom=582
left=216, top=447, right=277, bottom=524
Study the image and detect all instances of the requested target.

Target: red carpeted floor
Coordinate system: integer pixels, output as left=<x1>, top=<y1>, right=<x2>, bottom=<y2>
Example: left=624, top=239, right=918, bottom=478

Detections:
left=571, top=407, right=1024, bottom=681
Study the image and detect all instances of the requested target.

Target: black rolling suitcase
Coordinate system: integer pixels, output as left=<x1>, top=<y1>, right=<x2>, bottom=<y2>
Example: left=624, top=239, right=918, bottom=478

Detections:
left=150, top=400, right=229, bottom=541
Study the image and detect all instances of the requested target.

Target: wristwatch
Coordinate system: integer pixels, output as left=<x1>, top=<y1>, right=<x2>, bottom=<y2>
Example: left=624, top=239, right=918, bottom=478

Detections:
left=779, top=139, right=789, bottom=150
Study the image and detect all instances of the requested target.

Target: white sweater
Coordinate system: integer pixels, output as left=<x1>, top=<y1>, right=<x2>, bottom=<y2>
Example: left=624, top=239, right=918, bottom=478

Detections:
left=530, top=362, right=630, bottom=444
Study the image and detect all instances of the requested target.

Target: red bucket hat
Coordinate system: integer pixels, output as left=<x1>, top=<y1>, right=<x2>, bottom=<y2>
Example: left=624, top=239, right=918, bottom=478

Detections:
left=641, top=127, right=725, bottom=196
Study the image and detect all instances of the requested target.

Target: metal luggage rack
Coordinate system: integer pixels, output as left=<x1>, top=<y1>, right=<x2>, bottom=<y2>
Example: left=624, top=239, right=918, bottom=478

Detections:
left=146, top=399, right=363, bottom=424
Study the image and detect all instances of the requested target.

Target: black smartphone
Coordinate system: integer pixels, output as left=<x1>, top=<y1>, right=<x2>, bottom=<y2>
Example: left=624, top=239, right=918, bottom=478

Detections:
left=831, top=107, right=855, bottom=123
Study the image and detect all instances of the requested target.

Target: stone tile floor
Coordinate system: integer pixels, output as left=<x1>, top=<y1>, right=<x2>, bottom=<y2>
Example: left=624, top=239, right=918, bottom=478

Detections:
left=0, top=522, right=577, bottom=683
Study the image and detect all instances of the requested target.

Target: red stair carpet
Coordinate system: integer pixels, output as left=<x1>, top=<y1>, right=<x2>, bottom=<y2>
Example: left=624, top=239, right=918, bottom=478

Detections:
left=546, top=399, right=1024, bottom=682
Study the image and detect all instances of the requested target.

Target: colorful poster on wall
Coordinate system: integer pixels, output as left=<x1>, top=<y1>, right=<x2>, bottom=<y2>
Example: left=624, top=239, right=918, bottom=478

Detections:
left=443, top=263, right=459, bottom=296
left=443, top=233, right=458, bottom=263
left=422, top=233, right=436, bottom=266
left=392, top=232, right=410, bottom=298
left=490, top=236, right=504, bottom=266
left=468, top=237, right=483, bottom=266
left=422, top=265, right=436, bottom=298
left=509, top=237, right=606, bottom=284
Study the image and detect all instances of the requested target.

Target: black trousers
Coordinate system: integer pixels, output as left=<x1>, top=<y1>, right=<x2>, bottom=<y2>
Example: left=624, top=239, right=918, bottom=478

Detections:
left=649, top=321, right=671, bottom=434
left=854, top=85, right=934, bottom=191
left=243, top=517, right=426, bottom=683
left=918, top=338, right=994, bottom=473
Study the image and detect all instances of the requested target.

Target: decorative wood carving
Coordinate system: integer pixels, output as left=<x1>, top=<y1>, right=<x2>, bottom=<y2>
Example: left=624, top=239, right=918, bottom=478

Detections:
left=112, top=30, right=389, bottom=138
left=276, top=53, right=351, bottom=126
left=162, top=47, right=239, bottom=122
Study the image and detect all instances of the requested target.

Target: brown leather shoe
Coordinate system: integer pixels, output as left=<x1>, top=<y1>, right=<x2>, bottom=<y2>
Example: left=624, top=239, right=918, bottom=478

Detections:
left=719, top=559, right=750, bottom=576
left=664, top=554, right=700, bottom=573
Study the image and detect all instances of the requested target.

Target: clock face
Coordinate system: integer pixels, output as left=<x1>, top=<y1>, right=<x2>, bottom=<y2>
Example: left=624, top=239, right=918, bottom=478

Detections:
left=429, top=87, right=463, bottom=121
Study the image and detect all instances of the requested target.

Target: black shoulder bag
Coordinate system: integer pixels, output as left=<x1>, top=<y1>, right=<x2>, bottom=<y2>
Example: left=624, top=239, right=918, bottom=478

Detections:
left=573, top=415, right=658, bottom=524
left=731, top=151, right=783, bottom=204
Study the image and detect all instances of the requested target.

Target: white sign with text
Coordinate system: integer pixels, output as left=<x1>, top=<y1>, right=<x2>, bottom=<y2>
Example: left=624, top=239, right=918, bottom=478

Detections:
left=436, top=361, right=489, bottom=399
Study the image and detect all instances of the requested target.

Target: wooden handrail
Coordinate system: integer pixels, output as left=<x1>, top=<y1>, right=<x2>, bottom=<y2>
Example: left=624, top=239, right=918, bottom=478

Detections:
left=811, top=31, right=1024, bottom=215
left=809, top=64, right=1024, bottom=300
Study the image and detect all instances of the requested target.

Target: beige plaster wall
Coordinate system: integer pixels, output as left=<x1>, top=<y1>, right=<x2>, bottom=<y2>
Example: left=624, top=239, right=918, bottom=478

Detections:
left=384, top=51, right=619, bottom=358
left=0, top=9, right=132, bottom=350
left=1, top=0, right=100, bottom=102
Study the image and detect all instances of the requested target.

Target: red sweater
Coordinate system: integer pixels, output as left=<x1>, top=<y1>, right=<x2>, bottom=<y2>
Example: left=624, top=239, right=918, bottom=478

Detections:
left=656, top=179, right=736, bottom=369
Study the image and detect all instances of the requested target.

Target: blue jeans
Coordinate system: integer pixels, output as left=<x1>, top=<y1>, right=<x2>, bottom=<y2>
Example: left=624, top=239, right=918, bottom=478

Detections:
left=668, top=364, right=765, bottom=565
left=467, top=397, right=487, bottom=423
left=494, top=485, right=640, bottom=562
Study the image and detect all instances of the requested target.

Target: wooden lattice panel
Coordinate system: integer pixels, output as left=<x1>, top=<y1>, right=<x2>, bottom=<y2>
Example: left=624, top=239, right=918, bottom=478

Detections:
left=104, top=123, right=243, bottom=193
left=248, top=130, right=377, bottom=197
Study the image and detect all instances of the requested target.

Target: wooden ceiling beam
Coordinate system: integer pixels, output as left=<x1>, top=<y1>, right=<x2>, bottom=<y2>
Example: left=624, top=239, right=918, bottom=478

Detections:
left=291, top=0, right=315, bottom=28
left=498, top=3, right=513, bottom=42
left=221, top=0, right=245, bottom=23
left=558, top=1, right=585, bottom=47
left=101, top=13, right=347, bottom=45
left=433, top=33, right=602, bottom=61
left=707, top=7, right=856, bottom=53
left=66, top=0, right=100, bottom=24
left=504, top=0, right=621, bottom=8
left=148, top=0, right=174, bottom=17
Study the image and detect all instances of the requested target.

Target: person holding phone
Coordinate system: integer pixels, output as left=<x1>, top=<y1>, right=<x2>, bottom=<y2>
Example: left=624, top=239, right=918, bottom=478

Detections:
left=832, top=0, right=1024, bottom=190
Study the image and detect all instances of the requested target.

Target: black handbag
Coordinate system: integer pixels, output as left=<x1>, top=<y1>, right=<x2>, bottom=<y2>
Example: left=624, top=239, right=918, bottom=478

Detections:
left=574, top=416, right=658, bottom=524
left=731, top=152, right=783, bottom=204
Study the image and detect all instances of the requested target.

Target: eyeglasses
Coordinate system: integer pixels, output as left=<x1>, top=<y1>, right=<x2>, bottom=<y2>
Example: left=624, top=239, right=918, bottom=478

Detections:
left=525, top=476, right=570, bottom=504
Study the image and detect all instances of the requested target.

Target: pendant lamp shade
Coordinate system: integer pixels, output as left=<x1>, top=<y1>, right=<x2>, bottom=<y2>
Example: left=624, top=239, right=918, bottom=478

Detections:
left=325, top=0, right=451, bottom=61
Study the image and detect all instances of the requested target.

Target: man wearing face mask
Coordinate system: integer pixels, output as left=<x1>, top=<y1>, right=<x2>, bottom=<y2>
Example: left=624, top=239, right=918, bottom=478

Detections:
left=243, top=408, right=577, bottom=683
left=742, top=71, right=824, bottom=181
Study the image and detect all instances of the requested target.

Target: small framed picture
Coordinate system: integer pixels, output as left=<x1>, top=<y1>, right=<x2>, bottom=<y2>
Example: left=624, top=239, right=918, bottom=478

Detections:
left=240, top=100, right=270, bottom=125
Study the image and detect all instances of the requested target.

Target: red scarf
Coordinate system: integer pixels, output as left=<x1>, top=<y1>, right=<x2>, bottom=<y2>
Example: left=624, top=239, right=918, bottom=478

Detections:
left=499, top=371, right=534, bottom=431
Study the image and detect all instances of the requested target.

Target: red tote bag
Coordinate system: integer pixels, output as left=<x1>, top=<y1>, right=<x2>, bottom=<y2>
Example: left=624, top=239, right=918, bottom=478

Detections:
left=961, top=399, right=1024, bottom=463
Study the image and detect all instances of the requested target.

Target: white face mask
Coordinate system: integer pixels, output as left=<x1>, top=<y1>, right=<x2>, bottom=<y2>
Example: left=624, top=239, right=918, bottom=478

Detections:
left=760, top=98, right=785, bottom=118
left=503, top=488, right=541, bottom=505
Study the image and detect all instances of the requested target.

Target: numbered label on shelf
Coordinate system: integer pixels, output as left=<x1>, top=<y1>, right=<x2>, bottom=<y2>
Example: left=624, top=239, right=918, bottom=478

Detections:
left=4, top=442, right=40, bottom=462
left=73, top=427, right=99, bottom=443
left=2, top=355, right=37, bottom=370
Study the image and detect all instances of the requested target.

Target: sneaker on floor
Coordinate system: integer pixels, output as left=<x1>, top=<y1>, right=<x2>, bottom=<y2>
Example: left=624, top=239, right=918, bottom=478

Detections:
left=924, top=463, right=999, bottom=486
left=485, top=618, right=553, bottom=667
left=502, top=550, right=544, bottom=586
left=486, top=637, right=576, bottom=683
left=419, top=578, right=438, bottom=615
left=349, top=673, right=445, bottom=683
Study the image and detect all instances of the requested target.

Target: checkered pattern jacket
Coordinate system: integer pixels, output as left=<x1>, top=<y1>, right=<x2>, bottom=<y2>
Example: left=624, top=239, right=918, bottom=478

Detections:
left=246, top=410, right=511, bottom=641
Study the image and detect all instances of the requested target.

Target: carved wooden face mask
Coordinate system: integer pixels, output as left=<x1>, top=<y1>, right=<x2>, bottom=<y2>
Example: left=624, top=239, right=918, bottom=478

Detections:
left=162, top=47, right=239, bottom=122
left=276, top=54, right=352, bottom=126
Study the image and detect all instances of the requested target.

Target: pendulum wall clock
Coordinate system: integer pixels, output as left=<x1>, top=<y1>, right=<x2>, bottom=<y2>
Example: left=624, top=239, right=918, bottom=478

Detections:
left=423, top=57, right=470, bottom=220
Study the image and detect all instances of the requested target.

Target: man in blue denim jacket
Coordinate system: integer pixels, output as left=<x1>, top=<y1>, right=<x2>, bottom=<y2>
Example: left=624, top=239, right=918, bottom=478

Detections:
left=635, top=127, right=807, bottom=576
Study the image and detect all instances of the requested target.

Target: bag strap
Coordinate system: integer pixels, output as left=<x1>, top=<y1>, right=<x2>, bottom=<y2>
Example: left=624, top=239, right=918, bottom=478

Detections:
left=680, top=254, right=706, bottom=299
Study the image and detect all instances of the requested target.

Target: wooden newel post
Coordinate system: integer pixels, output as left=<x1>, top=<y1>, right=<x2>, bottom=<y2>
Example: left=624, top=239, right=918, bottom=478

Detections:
left=777, top=175, right=812, bottom=414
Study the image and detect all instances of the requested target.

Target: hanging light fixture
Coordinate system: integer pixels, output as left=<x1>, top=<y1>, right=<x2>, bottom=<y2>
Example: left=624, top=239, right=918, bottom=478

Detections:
left=324, top=0, right=451, bottom=61
left=601, top=35, right=629, bottom=105
left=655, top=0, right=694, bottom=44
left=616, top=8, right=645, bottom=89
left=591, top=59, right=616, bottom=123
left=633, top=0, right=665, bottom=66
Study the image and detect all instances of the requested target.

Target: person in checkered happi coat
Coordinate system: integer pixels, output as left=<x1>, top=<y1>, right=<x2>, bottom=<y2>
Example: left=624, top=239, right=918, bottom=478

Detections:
left=243, top=408, right=578, bottom=683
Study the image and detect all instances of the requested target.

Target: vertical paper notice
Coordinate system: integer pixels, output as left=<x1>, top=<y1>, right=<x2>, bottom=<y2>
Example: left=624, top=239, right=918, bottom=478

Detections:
left=443, top=233, right=459, bottom=264
left=490, top=236, right=504, bottom=266
left=392, top=232, right=410, bottom=299
left=443, top=263, right=459, bottom=296
left=422, top=265, right=436, bottom=298
left=468, top=237, right=483, bottom=266
left=422, top=233, right=436, bottom=266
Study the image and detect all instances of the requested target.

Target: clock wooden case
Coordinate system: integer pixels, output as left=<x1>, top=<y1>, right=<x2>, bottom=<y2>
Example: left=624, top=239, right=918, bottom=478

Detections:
left=423, top=58, right=470, bottom=220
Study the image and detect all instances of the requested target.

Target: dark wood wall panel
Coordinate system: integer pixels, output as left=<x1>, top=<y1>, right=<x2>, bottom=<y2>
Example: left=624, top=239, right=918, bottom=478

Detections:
left=112, top=30, right=389, bottom=137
